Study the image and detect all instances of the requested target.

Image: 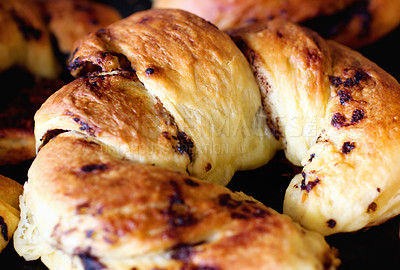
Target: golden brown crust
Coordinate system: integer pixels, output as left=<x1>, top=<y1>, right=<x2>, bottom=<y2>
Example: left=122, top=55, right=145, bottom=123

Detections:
left=0, top=0, right=59, bottom=78
left=231, top=18, right=400, bottom=235
left=153, top=0, right=400, bottom=48
left=14, top=9, right=340, bottom=269
left=0, top=174, right=23, bottom=253
left=50, top=8, right=279, bottom=184
left=14, top=133, right=339, bottom=269
left=35, top=71, right=191, bottom=172
left=43, top=0, right=121, bottom=55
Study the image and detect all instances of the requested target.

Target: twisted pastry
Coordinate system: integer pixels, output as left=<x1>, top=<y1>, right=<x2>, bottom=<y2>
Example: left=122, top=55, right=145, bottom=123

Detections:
left=36, top=8, right=279, bottom=185
left=0, top=0, right=121, bottom=165
left=0, top=174, right=23, bottom=253
left=14, top=132, right=339, bottom=270
left=14, top=9, right=339, bottom=269
left=230, top=19, right=400, bottom=235
left=153, top=0, right=400, bottom=48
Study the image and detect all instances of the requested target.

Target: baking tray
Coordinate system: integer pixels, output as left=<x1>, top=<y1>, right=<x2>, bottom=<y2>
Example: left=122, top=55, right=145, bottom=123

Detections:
left=1, top=0, right=400, bottom=269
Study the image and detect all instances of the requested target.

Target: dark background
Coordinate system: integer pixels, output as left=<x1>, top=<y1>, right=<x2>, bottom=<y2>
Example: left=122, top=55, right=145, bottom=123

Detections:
left=1, top=0, right=400, bottom=269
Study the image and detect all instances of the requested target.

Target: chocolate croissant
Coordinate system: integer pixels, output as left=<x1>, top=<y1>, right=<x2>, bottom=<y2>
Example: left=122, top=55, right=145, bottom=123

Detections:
left=153, top=0, right=400, bottom=48
left=14, top=9, right=339, bottom=269
left=230, top=18, right=400, bottom=235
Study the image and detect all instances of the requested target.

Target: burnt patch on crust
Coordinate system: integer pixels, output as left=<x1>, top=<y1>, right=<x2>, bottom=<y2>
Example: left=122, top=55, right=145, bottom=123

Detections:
left=78, top=252, right=106, bottom=270
left=80, top=163, right=109, bottom=173
left=162, top=180, right=197, bottom=228
left=0, top=216, right=8, bottom=241
left=169, top=241, right=205, bottom=263
left=38, top=129, right=69, bottom=151
left=367, top=202, right=377, bottom=213
left=184, top=178, right=200, bottom=187
left=341, top=141, right=355, bottom=154
left=327, top=219, right=336, bottom=228
left=218, top=193, right=270, bottom=220
left=9, top=10, right=42, bottom=40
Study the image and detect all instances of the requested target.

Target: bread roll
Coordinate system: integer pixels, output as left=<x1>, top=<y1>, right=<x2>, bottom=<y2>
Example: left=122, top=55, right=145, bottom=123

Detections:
left=39, top=8, right=279, bottom=185
left=14, top=132, right=339, bottom=269
left=230, top=18, right=400, bottom=235
left=0, top=174, right=23, bottom=253
left=14, top=9, right=340, bottom=269
left=0, top=0, right=121, bottom=165
left=153, top=0, right=400, bottom=48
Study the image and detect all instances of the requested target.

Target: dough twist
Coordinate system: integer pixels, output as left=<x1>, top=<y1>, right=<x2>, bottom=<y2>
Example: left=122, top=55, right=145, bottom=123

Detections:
left=230, top=19, right=400, bottom=235
left=14, top=9, right=339, bottom=270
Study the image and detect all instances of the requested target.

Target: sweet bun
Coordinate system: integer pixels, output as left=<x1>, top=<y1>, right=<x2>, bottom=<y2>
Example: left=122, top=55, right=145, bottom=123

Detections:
left=14, top=9, right=340, bottom=269
left=0, top=0, right=59, bottom=78
left=42, top=8, right=279, bottom=185
left=14, top=132, right=339, bottom=270
left=153, top=0, right=400, bottom=48
left=43, top=0, right=121, bottom=55
left=0, top=174, right=23, bottom=253
left=0, top=0, right=121, bottom=165
left=230, top=18, right=400, bottom=235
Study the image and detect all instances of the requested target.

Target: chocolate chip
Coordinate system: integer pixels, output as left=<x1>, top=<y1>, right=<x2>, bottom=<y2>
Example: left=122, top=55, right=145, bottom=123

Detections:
left=0, top=216, right=8, bottom=241
left=341, top=142, right=355, bottom=154
left=81, top=164, right=108, bottom=173
left=145, top=68, right=155, bottom=75
left=327, top=219, right=336, bottom=228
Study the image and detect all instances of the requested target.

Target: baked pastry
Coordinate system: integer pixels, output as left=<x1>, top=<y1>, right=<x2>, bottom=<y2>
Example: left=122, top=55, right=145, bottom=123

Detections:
left=230, top=18, right=400, bottom=235
left=0, top=0, right=121, bottom=165
left=14, top=9, right=339, bottom=269
left=14, top=132, right=339, bottom=270
left=38, top=8, right=279, bottom=185
left=153, top=0, right=400, bottom=48
left=0, top=174, right=23, bottom=253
